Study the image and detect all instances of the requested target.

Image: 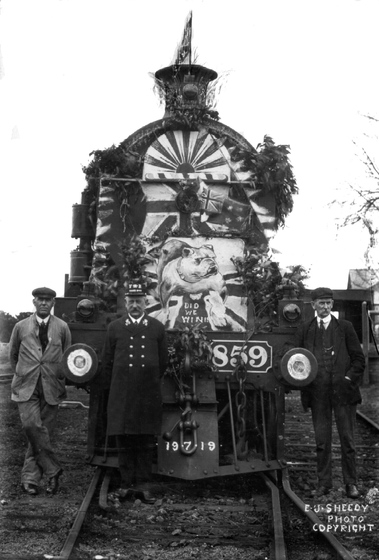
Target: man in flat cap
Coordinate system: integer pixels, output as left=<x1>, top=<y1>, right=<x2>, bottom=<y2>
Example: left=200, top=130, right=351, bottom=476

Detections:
left=9, top=287, right=71, bottom=495
left=102, top=282, right=168, bottom=503
left=289, top=287, right=364, bottom=498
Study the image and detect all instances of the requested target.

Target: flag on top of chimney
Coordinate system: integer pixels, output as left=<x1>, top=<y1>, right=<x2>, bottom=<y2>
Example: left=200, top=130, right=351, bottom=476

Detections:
left=172, top=11, right=192, bottom=66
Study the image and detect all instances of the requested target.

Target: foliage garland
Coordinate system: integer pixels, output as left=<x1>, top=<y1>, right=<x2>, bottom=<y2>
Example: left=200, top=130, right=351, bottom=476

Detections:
left=231, top=135, right=298, bottom=228
left=118, top=235, right=156, bottom=292
left=232, top=244, right=309, bottom=332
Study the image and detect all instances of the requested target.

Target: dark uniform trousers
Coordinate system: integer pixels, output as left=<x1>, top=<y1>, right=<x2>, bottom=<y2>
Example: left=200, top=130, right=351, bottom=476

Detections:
left=311, top=325, right=357, bottom=488
left=116, top=434, right=155, bottom=488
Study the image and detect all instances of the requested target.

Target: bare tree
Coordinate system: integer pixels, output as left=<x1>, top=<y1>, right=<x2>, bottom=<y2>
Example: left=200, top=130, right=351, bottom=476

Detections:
left=331, top=114, right=379, bottom=266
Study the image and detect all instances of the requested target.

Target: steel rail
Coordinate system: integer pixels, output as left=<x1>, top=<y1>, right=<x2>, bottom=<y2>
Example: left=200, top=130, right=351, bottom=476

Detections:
left=280, top=468, right=356, bottom=560
left=356, top=409, right=379, bottom=432
left=52, top=466, right=103, bottom=560
left=260, top=473, right=287, bottom=560
left=99, top=469, right=112, bottom=510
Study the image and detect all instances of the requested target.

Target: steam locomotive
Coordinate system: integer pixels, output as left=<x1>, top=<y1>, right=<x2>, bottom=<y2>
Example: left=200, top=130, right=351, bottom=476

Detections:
left=54, top=45, right=317, bottom=483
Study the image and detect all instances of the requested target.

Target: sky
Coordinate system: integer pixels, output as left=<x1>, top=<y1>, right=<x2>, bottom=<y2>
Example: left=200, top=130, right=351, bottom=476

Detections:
left=1, top=0, right=379, bottom=315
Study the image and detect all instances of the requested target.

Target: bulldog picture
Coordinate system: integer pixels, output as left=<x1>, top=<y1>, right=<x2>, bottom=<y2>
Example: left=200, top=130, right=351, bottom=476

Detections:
left=153, top=239, right=243, bottom=330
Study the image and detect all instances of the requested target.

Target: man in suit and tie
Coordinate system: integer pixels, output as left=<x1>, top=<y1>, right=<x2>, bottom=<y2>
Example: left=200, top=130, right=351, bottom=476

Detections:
left=102, top=282, right=168, bottom=503
left=291, top=287, right=365, bottom=498
left=9, top=287, right=72, bottom=495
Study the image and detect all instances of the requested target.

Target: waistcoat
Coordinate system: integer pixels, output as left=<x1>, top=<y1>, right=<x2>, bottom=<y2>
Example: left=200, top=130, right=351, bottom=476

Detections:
left=314, top=322, right=334, bottom=373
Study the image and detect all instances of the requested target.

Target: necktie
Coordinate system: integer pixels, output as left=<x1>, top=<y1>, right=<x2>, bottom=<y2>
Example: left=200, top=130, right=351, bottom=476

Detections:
left=319, top=320, right=325, bottom=330
left=39, top=322, right=48, bottom=352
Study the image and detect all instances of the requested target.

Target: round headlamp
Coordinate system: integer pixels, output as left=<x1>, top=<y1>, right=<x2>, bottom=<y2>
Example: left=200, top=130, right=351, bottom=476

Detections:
left=77, top=299, right=95, bottom=319
left=62, top=343, right=98, bottom=384
left=280, top=348, right=318, bottom=387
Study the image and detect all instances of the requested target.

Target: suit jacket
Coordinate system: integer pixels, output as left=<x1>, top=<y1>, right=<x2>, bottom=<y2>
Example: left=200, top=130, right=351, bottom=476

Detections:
left=102, top=314, right=168, bottom=436
left=289, top=316, right=365, bottom=408
left=9, top=314, right=72, bottom=405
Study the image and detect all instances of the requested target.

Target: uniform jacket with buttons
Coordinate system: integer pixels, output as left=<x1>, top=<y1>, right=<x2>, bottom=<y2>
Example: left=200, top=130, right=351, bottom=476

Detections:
left=102, top=313, right=168, bottom=436
left=290, top=316, right=365, bottom=408
left=9, top=314, right=72, bottom=405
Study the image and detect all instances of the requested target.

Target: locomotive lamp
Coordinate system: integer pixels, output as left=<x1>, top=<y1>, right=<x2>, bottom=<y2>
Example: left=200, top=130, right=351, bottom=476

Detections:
left=75, top=292, right=100, bottom=323
left=278, top=280, right=304, bottom=328
left=282, top=302, right=301, bottom=322
left=76, top=299, right=95, bottom=320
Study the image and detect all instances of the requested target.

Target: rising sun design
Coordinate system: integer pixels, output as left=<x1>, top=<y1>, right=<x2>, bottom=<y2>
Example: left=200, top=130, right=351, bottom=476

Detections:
left=143, top=130, right=232, bottom=178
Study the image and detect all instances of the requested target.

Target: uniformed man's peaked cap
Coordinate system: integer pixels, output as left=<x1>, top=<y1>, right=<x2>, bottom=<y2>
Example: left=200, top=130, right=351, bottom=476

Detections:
left=32, top=287, right=57, bottom=298
left=125, top=282, right=146, bottom=297
left=311, top=287, right=333, bottom=301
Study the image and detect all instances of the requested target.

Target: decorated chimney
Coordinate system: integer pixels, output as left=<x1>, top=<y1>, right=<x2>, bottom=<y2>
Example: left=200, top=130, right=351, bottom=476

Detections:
left=155, top=64, right=217, bottom=119
left=154, top=11, right=218, bottom=119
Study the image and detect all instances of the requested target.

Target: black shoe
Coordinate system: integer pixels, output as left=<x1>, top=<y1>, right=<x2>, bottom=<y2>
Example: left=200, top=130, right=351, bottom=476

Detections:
left=346, top=484, right=359, bottom=499
left=46, top=469, right=63, bottom=495
left=134, top=489, right=156, bottom=504
left=21, top=483, right=38, bottom=496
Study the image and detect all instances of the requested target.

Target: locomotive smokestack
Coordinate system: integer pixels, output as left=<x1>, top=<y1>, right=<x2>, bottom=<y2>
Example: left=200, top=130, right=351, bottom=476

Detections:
left=154, top=12, right=218, bottom=119
left=154, top=64, right=218, bottom=119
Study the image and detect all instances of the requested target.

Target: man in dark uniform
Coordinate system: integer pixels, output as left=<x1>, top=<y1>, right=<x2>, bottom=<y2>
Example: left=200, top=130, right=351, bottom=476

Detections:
left=9, top=287, right=72, bottom=495
left=102, top=282, right=168, bottom=503
left=291, top=287, right=365, bottom=498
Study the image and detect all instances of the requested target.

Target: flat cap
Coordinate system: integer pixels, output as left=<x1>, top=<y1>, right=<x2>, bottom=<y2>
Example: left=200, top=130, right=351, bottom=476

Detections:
left=32, top=287, right=57, bottom=298
left=125, top=282, right=146, bottom=297
left=311, top=287, right=333, bottom=301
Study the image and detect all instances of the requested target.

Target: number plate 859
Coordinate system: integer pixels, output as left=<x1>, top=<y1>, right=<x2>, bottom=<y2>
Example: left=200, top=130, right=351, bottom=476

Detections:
left=211, top=340, right=272, bottom=373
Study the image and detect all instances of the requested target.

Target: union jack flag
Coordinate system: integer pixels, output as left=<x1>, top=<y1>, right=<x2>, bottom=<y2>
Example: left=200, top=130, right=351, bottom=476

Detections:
left=140, top=183, right=195, bottom=237
left=199, top=186, right=225, bottom=215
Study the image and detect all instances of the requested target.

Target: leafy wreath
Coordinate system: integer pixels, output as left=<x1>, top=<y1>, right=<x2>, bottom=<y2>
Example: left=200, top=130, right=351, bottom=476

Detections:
left=165, top=324, right=216, bottom=395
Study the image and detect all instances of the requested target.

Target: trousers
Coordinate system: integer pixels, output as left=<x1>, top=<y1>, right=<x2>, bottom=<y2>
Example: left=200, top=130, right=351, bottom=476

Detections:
left=311, top=393, right=357, bottom=487
left=17, top=375, right=62, bottom=485
left=116, top=434, right=155, bottom=488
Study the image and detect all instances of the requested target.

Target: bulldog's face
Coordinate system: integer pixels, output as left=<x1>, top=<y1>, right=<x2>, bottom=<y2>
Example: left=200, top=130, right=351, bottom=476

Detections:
left=179, top=245, right=219, bottom=282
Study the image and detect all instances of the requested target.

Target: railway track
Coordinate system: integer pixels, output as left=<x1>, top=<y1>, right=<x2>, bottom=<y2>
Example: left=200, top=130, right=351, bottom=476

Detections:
left=51, top=464, right=366, bottom=560
left=1, top=380, right=378, bottom=560
left=50, top=468, right=332, bottom=560
left=51, top=386, right=379, bottom=560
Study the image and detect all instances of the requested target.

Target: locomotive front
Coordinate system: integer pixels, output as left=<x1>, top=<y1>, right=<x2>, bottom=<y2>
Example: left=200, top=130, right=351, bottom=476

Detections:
left=55, top=53, right=316, bottom=481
